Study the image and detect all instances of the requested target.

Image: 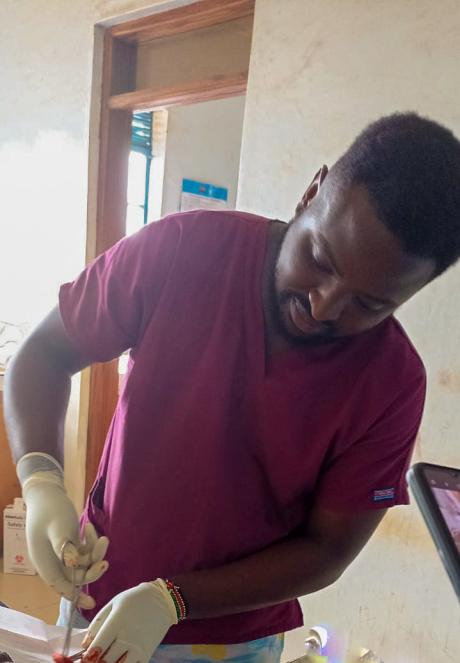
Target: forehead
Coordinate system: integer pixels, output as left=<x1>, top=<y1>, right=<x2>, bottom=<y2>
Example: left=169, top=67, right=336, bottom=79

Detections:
left=308, top=182, right=435, bottom=302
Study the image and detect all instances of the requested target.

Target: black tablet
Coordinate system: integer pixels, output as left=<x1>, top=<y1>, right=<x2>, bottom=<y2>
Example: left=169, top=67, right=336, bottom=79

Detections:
left=407, top=462, right=460, bottom=601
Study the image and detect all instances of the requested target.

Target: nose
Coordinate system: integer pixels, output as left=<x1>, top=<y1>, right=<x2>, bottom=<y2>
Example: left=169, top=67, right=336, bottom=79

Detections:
left=309, top=283, right=348, bottom=322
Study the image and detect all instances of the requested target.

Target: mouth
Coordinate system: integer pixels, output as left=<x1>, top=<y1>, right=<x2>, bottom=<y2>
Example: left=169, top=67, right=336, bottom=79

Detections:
left=288, top=294, right=328, bottom=336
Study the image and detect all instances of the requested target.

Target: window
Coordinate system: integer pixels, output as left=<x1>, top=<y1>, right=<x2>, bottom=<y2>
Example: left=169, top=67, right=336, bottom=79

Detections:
left=126, top=112, right=153, bottom=236
left=126, top=111, right=168, bottom=236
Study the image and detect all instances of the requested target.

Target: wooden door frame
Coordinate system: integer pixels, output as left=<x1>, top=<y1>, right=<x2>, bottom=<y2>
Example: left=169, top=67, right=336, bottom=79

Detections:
left=84, top=0, right=254, bottom=496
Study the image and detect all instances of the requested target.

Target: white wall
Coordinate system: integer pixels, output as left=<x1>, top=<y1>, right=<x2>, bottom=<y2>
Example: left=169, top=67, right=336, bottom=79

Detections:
left=161, top=96, right=246, bottom=215
left=0, top=0, right=194, bottom=327
left=238, top=1, right=460, bottom=661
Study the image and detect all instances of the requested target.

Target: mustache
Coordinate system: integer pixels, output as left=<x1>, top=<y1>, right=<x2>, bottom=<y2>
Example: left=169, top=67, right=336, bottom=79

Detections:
left=279, top=291, right=336, bottom=337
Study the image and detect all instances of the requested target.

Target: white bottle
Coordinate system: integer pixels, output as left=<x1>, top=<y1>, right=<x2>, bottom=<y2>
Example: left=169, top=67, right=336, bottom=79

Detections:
left=286, top=626, right=329, bottom=662
left=305, top=626, right=328, bottom=654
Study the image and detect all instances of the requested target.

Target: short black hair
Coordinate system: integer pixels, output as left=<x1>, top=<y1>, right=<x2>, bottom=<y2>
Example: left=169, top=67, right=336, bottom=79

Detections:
left=332, top=112, right=460, bottom=276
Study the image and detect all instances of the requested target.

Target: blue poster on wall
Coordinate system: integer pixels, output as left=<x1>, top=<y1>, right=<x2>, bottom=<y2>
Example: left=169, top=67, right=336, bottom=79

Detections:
left=180, top=178, right=228, bottom=212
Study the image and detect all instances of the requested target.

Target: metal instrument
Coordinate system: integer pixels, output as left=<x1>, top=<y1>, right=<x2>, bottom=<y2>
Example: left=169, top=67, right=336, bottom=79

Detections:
left=60, top=542, right=82, bottom=660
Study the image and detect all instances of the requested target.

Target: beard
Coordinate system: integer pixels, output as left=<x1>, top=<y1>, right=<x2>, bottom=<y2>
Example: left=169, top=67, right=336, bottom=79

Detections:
left=268, top=228, right=337, bottom=348
left=272, top=285, right=337, bottom=347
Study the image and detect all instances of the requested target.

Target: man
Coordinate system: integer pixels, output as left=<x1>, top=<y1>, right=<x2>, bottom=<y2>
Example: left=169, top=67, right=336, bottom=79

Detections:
left=5, top=113, right=460, bottom=663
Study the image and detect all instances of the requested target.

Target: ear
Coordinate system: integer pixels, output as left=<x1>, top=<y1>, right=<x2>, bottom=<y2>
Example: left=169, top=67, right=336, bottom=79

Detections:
left=300, top=164, right=328, bottom=207
left=295, top=165, right=329, bottom=217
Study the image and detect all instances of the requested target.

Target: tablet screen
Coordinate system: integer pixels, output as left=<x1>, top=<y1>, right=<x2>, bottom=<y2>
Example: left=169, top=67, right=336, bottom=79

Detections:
left=426, top=469, right=460, bottom=553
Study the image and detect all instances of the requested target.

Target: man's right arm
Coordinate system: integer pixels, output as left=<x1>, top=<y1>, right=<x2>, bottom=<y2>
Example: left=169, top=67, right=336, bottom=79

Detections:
left=4, top=306, right=108, bottom=607
left=5, top=217, right=180, bottom=603
left=4, top=305, right=90, bottom=463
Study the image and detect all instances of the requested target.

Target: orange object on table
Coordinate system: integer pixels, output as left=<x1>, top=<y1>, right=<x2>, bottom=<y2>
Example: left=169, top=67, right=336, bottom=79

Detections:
left=53, top=654, right=73, bottom=663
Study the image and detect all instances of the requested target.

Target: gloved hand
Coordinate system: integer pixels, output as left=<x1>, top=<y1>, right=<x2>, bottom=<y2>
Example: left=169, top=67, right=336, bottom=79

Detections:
left=81, top=580, right=179, bottom=663
left=17, top=452, right=109, bottom=609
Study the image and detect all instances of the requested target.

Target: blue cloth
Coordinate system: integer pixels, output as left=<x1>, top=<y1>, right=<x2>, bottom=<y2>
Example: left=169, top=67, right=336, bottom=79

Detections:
left=57, top=599, right=284, bottom=662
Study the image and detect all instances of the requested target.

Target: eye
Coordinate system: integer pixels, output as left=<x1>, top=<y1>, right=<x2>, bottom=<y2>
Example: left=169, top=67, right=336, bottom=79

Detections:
left=355, top=297, right=386, bottom=313
left=311, top=245, right=333, bottom=274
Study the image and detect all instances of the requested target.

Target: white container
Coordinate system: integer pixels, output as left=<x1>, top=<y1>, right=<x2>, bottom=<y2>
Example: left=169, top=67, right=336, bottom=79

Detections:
left=3, top=498, right=36, bottom=575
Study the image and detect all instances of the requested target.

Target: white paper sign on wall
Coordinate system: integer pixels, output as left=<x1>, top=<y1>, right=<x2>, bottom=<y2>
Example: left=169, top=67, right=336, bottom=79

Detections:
left=180, top=179, right=228, bottom=212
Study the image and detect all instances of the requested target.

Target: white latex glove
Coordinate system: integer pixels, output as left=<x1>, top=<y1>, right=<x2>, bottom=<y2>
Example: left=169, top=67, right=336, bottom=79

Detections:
left=17, top=452, right=109, bottom=609
left=81, top=580, right=178, bottom=663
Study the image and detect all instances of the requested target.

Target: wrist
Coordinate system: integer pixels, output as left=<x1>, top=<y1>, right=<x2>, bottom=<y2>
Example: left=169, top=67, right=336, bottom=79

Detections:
left=164, top=578, right=188, bottom=621
left=17, top=451, right=63, bottom=483
left=150, top=578, right=188, bottom=623
left=17, top=452, right=65, bottom=496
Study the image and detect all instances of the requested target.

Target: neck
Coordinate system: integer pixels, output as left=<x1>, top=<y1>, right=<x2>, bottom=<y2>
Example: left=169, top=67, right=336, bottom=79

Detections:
left=262, top=220, right=292, bottom=356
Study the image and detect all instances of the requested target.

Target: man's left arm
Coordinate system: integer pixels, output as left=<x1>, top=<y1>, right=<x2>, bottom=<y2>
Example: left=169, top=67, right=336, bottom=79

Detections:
left=174, top=504, right=386, bottom=618
left=81, top=505, right=385, bottom=663
left=174, top=362, right=425, bottom=619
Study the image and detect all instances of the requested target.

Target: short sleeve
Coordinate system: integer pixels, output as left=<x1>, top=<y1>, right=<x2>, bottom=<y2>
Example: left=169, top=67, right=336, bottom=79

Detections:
left=313, top=369, right=426, bottom=512
left=59, top=216, right=181, bottom=363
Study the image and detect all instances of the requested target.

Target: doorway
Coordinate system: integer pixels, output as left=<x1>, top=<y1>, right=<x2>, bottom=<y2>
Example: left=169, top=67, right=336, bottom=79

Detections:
left=84, top=0, right=255, bottom=494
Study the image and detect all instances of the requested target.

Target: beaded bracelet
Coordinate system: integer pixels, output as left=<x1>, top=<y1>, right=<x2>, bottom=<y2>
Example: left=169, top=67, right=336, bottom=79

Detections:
left=164, top=578, right=188, bottom=621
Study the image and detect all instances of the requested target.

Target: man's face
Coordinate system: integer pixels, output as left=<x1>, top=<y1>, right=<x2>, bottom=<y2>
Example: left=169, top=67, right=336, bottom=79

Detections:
left=274, top=173, right=435, bottom=345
